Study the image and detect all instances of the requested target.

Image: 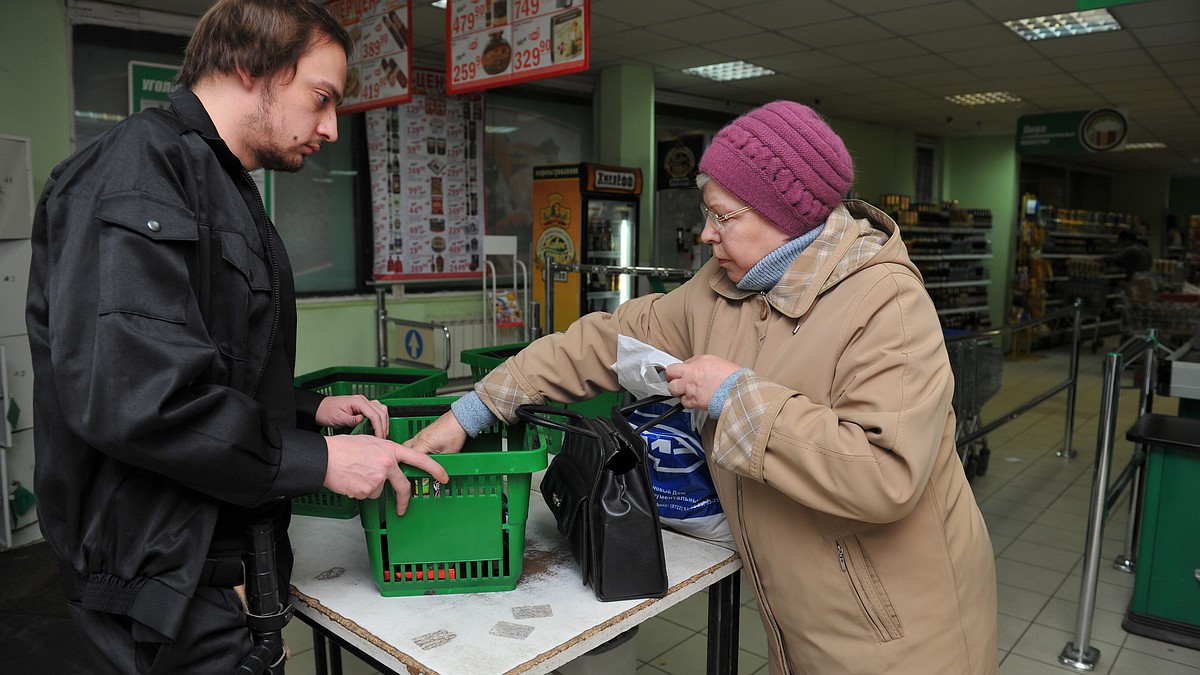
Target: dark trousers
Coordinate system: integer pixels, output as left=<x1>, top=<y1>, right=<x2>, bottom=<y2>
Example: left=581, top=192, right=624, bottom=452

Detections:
left=67, top=585, right=270, bottom=674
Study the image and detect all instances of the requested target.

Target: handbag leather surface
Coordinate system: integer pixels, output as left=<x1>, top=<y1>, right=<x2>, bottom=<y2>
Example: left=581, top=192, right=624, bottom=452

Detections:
left=516, top=396, right=681, bottom=602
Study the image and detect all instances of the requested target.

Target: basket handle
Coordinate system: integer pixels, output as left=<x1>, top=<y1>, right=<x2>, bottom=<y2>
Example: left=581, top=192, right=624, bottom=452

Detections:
left=514, top=404, right=598, bottom=439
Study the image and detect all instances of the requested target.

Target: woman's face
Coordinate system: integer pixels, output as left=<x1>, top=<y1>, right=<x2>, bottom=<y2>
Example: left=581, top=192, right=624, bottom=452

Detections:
left=699, top=179, right=794, bottom=284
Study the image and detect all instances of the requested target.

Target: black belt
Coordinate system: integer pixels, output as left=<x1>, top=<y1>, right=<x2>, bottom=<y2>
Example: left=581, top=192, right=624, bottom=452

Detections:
left=61, top=555, right=245, bottom=604
left=198, top=555, right=246, bottom=588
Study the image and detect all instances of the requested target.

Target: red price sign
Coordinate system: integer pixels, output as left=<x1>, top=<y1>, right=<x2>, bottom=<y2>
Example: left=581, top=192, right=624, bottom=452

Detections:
left=512, top=0, right=541, bottom=20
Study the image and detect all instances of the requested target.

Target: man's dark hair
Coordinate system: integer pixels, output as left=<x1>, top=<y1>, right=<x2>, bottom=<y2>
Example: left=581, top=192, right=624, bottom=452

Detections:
left=177, top=0, right=352, bottom=88
left=1118, top=229, right=1138, bottom=244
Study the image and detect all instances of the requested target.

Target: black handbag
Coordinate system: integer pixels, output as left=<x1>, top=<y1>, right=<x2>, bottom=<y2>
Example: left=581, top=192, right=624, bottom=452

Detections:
left=516, top=396, right=683, bottom=602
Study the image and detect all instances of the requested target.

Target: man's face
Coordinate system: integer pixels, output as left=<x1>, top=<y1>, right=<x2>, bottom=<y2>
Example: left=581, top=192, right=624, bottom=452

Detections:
left=244, top=39, right=347, bottom=173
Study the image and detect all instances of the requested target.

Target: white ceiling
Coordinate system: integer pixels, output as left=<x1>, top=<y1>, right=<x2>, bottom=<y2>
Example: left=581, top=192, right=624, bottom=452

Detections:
left=106, top=0, right=1200, bottom=177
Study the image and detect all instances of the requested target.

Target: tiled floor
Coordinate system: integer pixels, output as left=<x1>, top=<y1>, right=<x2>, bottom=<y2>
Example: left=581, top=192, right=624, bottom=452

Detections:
left=5, top=343, right=1200, bottom=674
left=277, top=343, right=1200, bottom=674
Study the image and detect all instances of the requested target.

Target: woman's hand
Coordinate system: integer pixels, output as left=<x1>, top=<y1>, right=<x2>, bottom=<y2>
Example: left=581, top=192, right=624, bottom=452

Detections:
left=664, top=354, right=741, bottom=411
left=404, top=411, right=469, bottom=456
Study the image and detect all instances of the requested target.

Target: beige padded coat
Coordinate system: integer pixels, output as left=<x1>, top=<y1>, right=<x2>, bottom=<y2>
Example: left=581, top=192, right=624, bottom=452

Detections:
left=476, top=200, right=998, bottom=674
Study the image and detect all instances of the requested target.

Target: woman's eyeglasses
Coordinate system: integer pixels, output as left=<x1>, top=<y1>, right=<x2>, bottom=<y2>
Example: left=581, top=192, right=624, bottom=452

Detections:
left=700, top=203, right=753, bottom=232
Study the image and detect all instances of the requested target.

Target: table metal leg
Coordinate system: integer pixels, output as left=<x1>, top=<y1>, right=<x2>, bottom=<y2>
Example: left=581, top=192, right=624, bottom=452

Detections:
left=707, top=570, right=741, bottom=675
left=311, top=627, right=328, bottom=675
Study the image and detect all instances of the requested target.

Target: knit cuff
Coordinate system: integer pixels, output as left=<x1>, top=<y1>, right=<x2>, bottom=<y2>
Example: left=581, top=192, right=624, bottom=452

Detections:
left=451, top=392, right=497, bottom=438
left=708, top=368, right=752, bottom=418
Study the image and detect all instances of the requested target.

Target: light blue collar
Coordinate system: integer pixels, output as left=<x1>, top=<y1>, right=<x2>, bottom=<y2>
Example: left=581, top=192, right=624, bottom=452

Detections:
left=736, top=225, right=825, bottom=291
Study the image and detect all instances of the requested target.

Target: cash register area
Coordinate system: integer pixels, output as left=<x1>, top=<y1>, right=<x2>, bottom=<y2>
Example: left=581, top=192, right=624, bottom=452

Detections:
left=2, top=344, right=1199, bottom=674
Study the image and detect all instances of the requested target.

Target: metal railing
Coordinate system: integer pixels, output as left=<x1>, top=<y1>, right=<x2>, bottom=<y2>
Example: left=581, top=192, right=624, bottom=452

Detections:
left=373, top=286, right=452, bottom=371
left=945, top=304, right=1086, bottom=461
left=1058, top=330, right=1158, bottom=672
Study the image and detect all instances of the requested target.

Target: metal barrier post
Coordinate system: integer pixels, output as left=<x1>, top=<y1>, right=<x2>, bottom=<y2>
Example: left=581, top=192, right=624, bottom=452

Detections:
left=544, top=254, right=554, bottom=334
left=1060, top=352, right=1122, bottom=671
left=1114, top=330, right=1156, bottom=573
left=1058, top=303, right=1083, bottom=459
left=376, top=286, right=388, bottom=368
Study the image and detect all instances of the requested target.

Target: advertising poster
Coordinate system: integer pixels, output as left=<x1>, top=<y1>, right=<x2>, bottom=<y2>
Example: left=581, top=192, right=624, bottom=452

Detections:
left=446, top=0, right=589, bottom=95
left=326, top=0, right=413, bottom=113
left=368, top=67, right=485, bottom=280
left=530, top=164, right=582, bottom=329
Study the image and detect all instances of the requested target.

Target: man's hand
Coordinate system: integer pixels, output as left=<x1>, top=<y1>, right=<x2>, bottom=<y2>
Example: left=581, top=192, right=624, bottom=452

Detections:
left=315, top=395, right=389, bottom=438
left=664, top=354, right=741, bottom=411
left=324, top=435, right=450, bottom=515
left=404, top=411, right=469, bottom=456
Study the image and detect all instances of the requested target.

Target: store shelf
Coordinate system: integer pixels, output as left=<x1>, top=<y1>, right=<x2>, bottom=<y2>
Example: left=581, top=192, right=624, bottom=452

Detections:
left=1012, top=202, right=1144, bottom=331
left=936, top=305, right=990, bottom=317
left=924, top=280, right=990, bottom=289
left=903, top=205, right=994, bottom=331
left=910, top=254, right=993, bottom=262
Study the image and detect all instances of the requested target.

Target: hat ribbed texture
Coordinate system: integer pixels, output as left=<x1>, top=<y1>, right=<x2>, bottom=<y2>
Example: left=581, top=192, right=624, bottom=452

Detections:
left=699, top=101, right=854, bottom=237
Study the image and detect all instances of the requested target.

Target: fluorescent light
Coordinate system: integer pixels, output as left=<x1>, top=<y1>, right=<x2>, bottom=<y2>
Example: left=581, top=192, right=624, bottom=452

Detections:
left=682, top=61, right=775, bottom=82
left=944, top=91, right=1022, bottom=106
left=431, top=1, right=446, bottom=8
left=485, top=125, right=518, bottom=134
left=1003, top=9, right=1121, bottom=41
left=1122, top=142, right=1167, bottom=150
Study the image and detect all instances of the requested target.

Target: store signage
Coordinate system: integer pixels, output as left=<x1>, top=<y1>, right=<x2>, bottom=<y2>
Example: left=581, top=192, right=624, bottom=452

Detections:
left=368, top=67, right=485, bottom=280
left=445, top=0, right=590, bottom=95
left=401, top=326, right=437, bottom=366
left=326, top=0, right=413, bottom=113
left=583, top=163, right=642, bottom=194
left=657, top=135, right=704, bottom=189
left=1016, top=108, right=1128, bottom=154
left=1077, top=0, right=1141, bottom=10
left=128, top=61, right=179, bottom=114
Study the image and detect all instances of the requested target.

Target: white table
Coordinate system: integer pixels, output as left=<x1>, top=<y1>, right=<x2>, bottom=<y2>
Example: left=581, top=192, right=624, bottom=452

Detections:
left=287, top=492, right=742, bottom=675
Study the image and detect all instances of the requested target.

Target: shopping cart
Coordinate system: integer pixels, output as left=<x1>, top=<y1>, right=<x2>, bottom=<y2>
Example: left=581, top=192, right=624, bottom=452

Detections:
left=1055, top=276, right=1110, bottom=353
left=945, top=334, right=1003, bottom=482
left=1120, top=298, right=1200, bottom=351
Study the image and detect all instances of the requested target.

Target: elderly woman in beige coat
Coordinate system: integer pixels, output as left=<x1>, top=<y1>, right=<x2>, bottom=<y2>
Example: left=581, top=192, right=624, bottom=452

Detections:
left=409, top=101, right=998, bottom=674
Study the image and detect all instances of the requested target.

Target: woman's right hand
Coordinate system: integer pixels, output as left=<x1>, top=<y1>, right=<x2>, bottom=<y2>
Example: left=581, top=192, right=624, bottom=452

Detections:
left=403, top=411, right=469, bottom=456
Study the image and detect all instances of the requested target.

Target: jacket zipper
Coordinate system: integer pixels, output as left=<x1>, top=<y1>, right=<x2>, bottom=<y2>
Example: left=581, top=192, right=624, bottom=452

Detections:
left=836, top=537, right=904, bottom=642
left=243, top=170, right=279, bottom=399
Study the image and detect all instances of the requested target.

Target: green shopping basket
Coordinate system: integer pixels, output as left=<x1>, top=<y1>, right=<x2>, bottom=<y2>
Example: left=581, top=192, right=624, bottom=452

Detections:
left=356, top=397, right=547, bottom=597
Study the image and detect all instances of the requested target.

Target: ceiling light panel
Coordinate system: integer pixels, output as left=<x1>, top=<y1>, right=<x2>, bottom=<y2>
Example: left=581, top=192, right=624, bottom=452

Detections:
left=682, top=61, right=775, bottom=82
left=1004, top=9, right=1122, bottom=42
left=944, top=91, right=1023, bottom=106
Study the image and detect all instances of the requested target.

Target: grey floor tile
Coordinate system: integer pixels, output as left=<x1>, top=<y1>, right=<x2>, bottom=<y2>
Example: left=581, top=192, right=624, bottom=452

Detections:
left=995, top=558, right=1071, bottom=596
left=1000, top=540, right=1083, bottom=573
left=1109, top=648, right=1200, bottom=675
left=997, top=583, right=1055, bottom=622
left=636, top=617, right=696, bottom=662
left=1121, top=634, right=1200, bottom=667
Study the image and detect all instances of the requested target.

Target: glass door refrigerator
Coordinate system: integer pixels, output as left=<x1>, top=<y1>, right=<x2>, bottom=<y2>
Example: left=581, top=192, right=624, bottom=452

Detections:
left=531, top=162, right=642, bottom=332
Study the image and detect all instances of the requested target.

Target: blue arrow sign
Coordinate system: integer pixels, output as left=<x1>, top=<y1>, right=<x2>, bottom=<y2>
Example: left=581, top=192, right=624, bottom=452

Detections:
left=404, top=329, right=424, bottom=360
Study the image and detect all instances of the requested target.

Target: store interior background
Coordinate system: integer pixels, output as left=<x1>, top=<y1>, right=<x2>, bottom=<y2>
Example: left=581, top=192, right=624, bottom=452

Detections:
left=3, top=0, right=1198, bottom=378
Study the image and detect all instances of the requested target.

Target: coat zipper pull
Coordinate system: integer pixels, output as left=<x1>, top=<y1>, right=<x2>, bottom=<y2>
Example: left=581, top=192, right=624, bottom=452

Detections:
left=837, top=541, right=847, bottom=571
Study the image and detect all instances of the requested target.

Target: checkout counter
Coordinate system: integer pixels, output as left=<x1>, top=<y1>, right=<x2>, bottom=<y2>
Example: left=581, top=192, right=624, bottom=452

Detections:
left=1121, top=337, right=1200, bottom=649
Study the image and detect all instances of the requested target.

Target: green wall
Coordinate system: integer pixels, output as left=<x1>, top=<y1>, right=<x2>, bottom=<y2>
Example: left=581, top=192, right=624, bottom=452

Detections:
left=831, top=116, right=917, bottom=203
left=944, top=136, right=1020, bottom=328
left=1114, top=169, right=1170, bottom=253
left=0, top=0, right=71, bottom=195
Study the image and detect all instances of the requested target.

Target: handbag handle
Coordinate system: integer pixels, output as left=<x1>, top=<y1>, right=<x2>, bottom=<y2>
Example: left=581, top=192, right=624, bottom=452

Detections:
left=620, top=395, right=686, bottom=435
left=514, top=404, right=599, bottom=439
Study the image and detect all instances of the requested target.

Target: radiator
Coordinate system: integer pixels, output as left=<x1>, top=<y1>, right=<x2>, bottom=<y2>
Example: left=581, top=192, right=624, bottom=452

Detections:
left=442, top=319, right=526, bottom=381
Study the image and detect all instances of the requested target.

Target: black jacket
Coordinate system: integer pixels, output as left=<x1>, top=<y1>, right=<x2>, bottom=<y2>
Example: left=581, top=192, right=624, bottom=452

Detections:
left=25, top=88, right=327, bottom=641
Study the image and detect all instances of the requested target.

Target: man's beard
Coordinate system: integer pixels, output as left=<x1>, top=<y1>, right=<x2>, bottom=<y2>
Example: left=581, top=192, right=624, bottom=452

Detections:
left=245, top=87, right=305, bottom=174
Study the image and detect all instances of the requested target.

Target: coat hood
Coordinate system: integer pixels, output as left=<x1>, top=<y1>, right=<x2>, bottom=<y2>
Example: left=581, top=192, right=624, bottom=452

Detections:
left=710, top=199, right=921, bottom=319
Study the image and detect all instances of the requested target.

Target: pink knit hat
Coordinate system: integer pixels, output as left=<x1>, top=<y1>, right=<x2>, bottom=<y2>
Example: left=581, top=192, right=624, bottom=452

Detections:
left=699, top=101, right=854, bottom=237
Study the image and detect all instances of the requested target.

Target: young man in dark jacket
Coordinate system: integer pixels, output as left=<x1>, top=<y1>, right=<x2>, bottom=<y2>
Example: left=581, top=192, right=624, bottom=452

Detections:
left=25, top=1, right=447, bottom=671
